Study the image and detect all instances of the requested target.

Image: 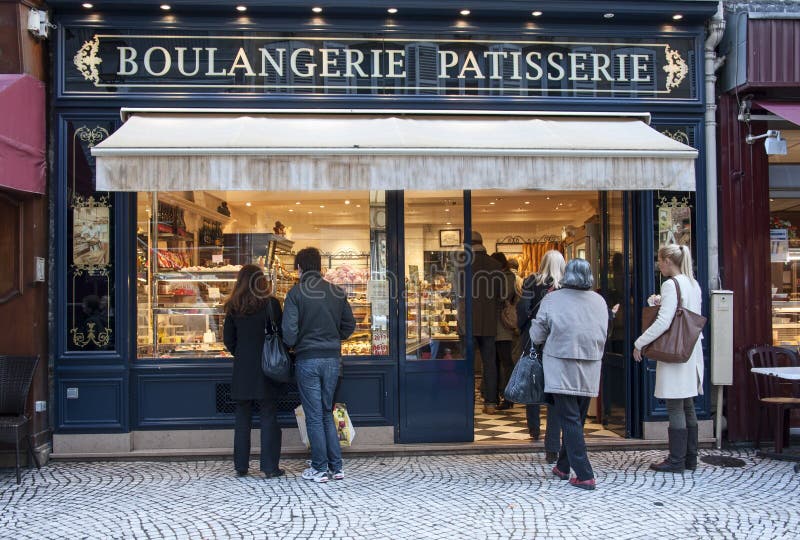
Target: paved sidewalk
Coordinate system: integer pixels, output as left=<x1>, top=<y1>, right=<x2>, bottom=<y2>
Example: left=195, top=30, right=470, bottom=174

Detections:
left=1, top=449, right=798, bottom=539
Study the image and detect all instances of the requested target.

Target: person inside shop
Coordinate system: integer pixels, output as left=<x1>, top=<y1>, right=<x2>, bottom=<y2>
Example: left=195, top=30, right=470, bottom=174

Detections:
left=461, top=231, right=505, bottom=415
left=517, top=250, right=565, bottom=463
left=282, top=247, right=355, bottom=483
left=530, top=258, right=609, bottom=490
left=223, top=264, right=284, bottom=479
left=633, top=244, right=703, bottom=473
left=217, top=201, right=231, bottom=217
left=491, top=252, right=518, bottom=411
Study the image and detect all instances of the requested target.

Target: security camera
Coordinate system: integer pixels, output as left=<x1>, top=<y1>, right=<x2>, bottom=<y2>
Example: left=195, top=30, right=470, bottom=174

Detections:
left=745, top=129, right=788, bottom=155
left=765, top=133, right=788, bottom=155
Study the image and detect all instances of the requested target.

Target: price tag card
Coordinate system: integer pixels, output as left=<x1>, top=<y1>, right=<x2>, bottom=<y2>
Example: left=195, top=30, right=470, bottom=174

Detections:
left=212, top=254, right=224, bottom=264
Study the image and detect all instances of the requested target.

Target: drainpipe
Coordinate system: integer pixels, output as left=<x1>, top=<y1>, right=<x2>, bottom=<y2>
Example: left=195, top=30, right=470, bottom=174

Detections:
left=705, top=1, right=726, bottom=450
left=706, top=1, right=726, bottom=291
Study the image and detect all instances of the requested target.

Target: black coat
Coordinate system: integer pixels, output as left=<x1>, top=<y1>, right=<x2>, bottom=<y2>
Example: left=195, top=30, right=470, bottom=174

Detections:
left=469, top=250, right=505, bottom=337
left=516, top=276, right=553, bottom=351
left=223, top=297, right=283, bottom=401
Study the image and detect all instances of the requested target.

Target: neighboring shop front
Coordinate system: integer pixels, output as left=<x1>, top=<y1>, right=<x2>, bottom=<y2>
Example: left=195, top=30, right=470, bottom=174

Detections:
left=718, top=4, right=800, bottom=442
left=49, top=1, right=718, bottom=455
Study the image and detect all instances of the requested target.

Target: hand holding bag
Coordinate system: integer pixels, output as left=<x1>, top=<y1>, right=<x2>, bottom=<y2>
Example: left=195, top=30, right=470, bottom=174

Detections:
left=504, top=345, right=545, bottom=404
left=261, top=300, right=292, bottom=383
left=641, top=277, right=707, bottom=363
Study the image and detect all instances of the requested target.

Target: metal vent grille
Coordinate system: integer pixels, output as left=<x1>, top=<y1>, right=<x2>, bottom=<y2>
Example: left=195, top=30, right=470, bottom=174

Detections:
left=215, top=383, right=301, bottom=414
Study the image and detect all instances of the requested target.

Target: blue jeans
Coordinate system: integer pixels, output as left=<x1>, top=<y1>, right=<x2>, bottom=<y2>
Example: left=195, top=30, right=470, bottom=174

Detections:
left=295, top=357, right=342, bottom=473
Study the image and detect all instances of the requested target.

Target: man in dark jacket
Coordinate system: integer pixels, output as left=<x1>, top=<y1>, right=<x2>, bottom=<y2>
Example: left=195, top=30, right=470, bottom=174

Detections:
left=464, top=231, right=505, bottom=414
left=282, top=247, right=355, bottom=483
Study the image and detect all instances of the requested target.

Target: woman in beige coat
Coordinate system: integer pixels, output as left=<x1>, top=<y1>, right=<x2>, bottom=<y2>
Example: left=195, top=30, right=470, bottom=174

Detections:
left=633, top=244, right=704, bottom=473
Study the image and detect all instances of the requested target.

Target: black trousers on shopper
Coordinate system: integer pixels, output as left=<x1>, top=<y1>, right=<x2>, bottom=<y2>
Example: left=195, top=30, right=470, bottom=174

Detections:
left=234, top=398, right=282, bottom=474
left=553, top=394, right=594, bottom=481
left=496, top=339, right=514, bottom=401
left=475, top=336, right=497, bottom=406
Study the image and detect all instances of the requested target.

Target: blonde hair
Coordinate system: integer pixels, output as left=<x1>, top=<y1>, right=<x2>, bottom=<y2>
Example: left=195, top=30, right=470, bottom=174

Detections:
left=536, top=250, right=566, bottom=289
left=658, top=244, right=695, bottom=282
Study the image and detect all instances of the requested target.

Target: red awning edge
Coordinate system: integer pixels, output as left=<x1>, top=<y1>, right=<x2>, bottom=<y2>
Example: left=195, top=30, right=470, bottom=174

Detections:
left=0, top=74, right=45, bottom=195
left=755, top=100, right=800, bottom=128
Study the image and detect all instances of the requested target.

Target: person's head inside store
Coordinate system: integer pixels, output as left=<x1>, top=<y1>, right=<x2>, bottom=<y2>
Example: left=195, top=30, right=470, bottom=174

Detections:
left=225, top=264, right=271, bottom=316
left=490, top=251, right=509, bottom=270
left=470, top=230, right=486, bottom=252
left=536, top=250, right=565, bottom=288
left=507, top=258, right=519, bottom=274
left=295, top=247, right=322, bottom=276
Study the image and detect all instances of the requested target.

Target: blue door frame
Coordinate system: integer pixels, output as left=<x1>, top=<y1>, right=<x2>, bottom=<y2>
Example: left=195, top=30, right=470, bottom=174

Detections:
left=396, top=190, right=475, bottom=443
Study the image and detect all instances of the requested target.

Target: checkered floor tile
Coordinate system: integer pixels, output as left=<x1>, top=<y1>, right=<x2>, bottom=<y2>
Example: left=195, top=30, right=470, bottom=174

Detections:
left=473, top=381, right=625, bottom=442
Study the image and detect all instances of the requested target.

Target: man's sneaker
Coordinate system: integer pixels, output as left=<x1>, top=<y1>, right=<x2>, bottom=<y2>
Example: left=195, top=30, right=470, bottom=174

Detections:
left=301, top=467, right=329, bottom=483
left=329, top=469, right=344, bottom=480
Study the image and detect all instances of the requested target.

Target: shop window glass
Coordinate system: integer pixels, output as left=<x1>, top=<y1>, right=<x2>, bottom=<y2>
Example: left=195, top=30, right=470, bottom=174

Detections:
left=66, top=121, right=116, bottom=352
left=769, top=198, right=800, bottom=348
left=404, top=192, right=465, bottom=361
left=136, top=190, right=387, bottom=359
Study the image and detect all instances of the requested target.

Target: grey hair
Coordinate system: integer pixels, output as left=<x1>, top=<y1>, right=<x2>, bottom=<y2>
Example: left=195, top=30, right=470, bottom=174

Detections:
left=561, top=259, right=594, bottom=290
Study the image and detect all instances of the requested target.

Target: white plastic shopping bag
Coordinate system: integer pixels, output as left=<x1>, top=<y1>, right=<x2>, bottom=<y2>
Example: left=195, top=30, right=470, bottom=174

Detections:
left=294, top=405, right=310, bottom=449
left=294, top=403, right=356, bottom=448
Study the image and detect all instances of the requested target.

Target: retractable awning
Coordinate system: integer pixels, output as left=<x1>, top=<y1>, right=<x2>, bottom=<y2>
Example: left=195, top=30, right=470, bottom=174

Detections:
left=0, top=75, right=45, bottom=194
left=756, top=100, right=800, bottom=127
left=91, top=109, right=698, bottom=192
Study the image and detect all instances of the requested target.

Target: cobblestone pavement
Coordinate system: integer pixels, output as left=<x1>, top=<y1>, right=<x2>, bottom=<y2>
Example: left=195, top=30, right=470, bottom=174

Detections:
left=1, top=449, right=798, bottom=540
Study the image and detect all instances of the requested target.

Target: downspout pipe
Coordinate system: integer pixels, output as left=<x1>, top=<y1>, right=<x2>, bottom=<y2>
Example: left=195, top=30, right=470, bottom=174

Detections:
left=706, top=1, right=726, bottom=291
left=705, top=1, right=726, bottom=450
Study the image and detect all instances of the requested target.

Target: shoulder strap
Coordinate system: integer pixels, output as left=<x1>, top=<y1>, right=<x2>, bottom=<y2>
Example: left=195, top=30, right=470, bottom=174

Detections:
left=265, top=299, right=276, bottom=334
left=670, top=277, right=683, bottom=309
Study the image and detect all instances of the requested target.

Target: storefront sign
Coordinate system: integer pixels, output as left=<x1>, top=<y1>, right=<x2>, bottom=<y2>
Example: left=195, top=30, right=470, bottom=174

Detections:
left=66, top=31, right=695, bottom=98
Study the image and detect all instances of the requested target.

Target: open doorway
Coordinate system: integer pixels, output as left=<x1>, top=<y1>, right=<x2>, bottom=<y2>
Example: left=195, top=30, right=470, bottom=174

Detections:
left=469, top=189, right=626, bottom=443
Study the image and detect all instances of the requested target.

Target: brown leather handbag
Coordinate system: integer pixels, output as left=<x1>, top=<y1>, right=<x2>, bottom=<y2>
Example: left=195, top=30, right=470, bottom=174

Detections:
left=641, top=277, right=707, bottom=363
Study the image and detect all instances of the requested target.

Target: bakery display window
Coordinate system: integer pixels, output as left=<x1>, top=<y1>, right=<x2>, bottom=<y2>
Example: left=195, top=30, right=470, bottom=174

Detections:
left=770, top=198, right=800, bottom=348
left=136, top=190, right=388, bottom=359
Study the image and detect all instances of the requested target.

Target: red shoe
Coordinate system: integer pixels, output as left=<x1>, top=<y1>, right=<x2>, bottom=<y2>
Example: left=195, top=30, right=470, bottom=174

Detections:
left=551, top=466, right=569, bottom=481
left=569, top=477, right=596, bottom=490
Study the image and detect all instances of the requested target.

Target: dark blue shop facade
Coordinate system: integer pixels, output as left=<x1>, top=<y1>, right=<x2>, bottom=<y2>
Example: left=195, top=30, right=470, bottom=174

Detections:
left=48, top=1, right=718, bottom=455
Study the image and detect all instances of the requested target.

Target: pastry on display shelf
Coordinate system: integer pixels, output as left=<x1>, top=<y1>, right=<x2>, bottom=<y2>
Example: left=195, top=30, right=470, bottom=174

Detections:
left=179, top=264, right=243, bottom=273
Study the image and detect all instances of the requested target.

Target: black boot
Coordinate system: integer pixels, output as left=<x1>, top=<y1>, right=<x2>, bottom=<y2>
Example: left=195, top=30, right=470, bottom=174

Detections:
left=650, top=428, right=687, bottom=473
left=685, top=426, right=698, bottom=471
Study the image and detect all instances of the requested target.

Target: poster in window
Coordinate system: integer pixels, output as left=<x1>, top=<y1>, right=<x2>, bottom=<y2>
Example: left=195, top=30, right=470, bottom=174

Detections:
left=658, top=204, right=691, bottom=248
left=771, top=228, right=789, bottom=263
left=73, top=206, right=110, bottom=267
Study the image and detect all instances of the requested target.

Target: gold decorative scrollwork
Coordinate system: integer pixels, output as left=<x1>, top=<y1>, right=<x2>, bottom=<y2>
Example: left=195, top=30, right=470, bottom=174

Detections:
left=75, top=125, right=109, bottom=148
left=661, top=129, right=691, bottom=146
left=70, top=323, right=112, bottom=349
left=74, top=36, right=102, bottom=85
left=69, top=124, right=114, bottom=349
left=663, top=46, right=688, bottom=92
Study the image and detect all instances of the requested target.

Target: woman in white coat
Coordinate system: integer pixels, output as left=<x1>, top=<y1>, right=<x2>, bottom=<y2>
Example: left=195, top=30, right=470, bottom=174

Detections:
left=633, top=244, right=703, bottom=473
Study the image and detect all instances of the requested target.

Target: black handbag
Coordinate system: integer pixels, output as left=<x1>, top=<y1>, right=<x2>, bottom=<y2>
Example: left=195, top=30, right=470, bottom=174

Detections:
left=261, top=300, right=292, bottom=383
left=504, top=345, right=546, bottom=405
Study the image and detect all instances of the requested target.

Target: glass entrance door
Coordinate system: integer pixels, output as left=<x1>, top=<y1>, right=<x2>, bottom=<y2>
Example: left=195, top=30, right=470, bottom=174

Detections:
left=397, top=191, right=474, bottom=443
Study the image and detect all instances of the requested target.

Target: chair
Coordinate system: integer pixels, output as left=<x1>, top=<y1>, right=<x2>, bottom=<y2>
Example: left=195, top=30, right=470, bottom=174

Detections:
left=747, top=345, right=800, bottom=454
left=0, top=355, right=41, bottom=484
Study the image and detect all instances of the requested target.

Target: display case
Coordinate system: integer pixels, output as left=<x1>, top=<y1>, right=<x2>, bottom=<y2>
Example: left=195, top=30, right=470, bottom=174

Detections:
left=322, top=249, right=379, bottom=356
left=771, top=247, right=800, bottom=347
left=406, top=277, right=460, bottom=360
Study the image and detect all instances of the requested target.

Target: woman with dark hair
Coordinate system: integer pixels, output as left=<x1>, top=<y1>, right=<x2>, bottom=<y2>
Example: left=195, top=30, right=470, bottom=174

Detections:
left=490, top=252, right=517, bottom=410
left=530, top=258, right=609, bottom=490
left=223, top=264, right=284, bottom=478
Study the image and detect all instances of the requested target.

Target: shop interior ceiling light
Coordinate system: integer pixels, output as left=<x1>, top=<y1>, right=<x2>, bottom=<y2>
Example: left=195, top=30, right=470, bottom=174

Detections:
left=460, top=9, right=470, bottom=16
left=82, top=3, right=93, bottom=8
left=672, top=14, right=683, bottom=20
left=603, top=13, right=614, bottom=19
left=160, top=4, right=171, bottom=11
left=236, top=6, right=247, bottom=12
left=312, top=6, right=323, bottom=13
left=532, top=11, right=542, bottom=17
left=387, top=8, right=398, bottom=14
